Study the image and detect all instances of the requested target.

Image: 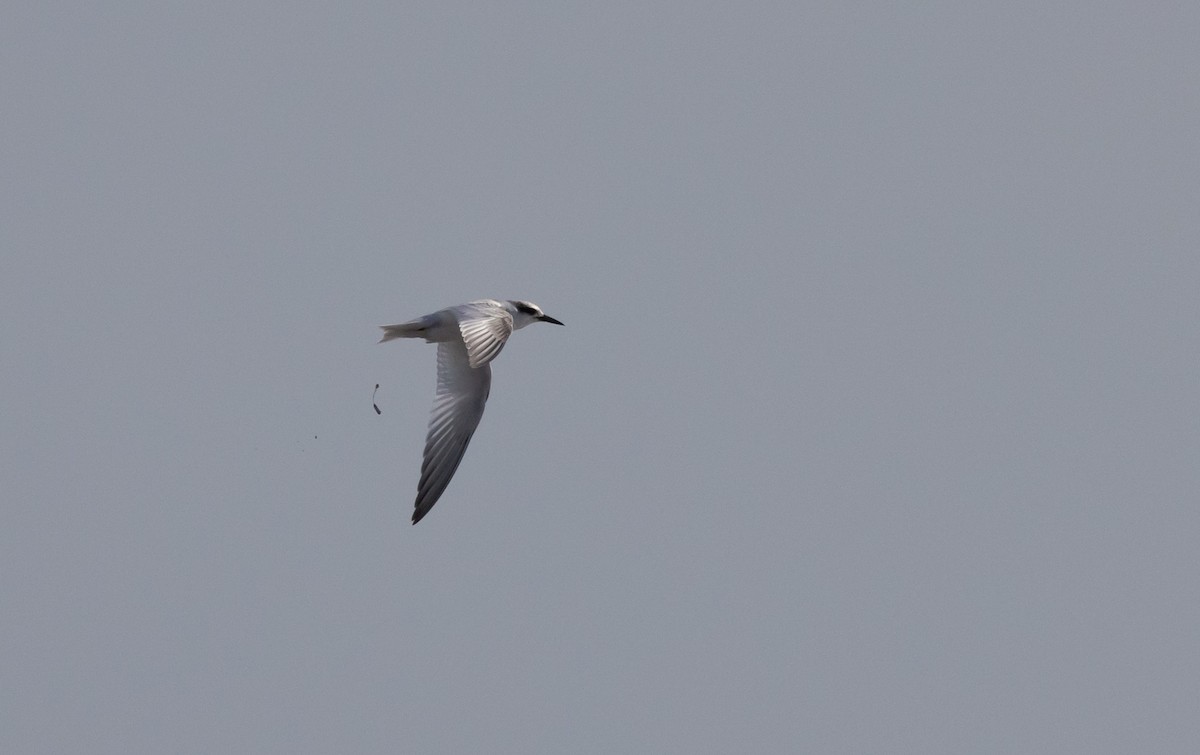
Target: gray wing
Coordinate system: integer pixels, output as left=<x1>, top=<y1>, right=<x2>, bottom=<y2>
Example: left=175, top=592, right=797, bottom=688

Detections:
left=456, top=302, right=513, bottom=369
left=413, top=340, right=491, bottom=524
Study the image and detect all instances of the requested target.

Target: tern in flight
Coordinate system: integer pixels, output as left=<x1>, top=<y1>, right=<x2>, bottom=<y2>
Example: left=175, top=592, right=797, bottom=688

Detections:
left=379, top=299, right=563, bottom=524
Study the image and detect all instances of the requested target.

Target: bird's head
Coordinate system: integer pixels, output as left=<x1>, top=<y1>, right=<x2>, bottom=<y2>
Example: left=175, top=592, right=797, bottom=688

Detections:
left=508, top=300, right=564, bottom=329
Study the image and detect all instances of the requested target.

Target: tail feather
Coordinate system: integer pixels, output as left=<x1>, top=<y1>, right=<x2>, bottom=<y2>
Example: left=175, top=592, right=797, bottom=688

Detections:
left=379, top=320, right=427, bottom=343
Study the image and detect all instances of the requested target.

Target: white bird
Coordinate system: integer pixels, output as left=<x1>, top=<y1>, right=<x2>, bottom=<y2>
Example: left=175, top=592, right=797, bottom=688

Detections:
left=379, top=299, right=564, bottom=524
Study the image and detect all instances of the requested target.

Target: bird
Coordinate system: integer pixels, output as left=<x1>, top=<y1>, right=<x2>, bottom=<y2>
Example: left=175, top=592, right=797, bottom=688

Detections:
left=379, top=299, right=564, bottom=524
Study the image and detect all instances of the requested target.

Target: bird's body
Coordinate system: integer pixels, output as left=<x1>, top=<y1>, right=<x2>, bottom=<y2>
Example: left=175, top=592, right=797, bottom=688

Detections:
left=380, top=299, right=563, bottom=524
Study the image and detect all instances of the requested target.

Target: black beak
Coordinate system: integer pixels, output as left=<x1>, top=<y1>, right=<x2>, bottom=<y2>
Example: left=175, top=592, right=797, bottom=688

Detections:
left=538, top=314, right=565, bottom=326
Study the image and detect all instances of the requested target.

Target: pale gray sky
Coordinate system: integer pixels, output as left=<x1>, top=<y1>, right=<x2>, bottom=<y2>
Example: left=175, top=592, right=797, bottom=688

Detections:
left=3, top=2, right=1199, bottom=753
